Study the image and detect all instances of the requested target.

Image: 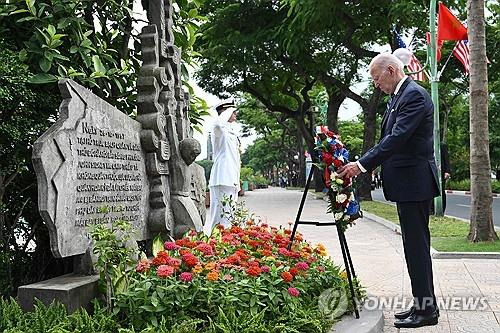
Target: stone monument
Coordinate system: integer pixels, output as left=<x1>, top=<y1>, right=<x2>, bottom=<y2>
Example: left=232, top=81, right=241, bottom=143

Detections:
left=18, top=0, right=205, bottom=312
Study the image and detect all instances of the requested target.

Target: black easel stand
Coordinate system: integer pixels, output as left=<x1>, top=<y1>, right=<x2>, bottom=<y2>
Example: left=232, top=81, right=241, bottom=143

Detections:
left=288, top=164, right=361, bottom=319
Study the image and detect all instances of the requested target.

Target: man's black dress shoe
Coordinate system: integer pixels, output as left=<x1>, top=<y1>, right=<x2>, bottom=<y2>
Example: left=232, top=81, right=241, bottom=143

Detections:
left=394, top=306, right=440, bottom=319
left=394, top=310, right=439, bottom=328
left=394, top=307, right=414, bottom=319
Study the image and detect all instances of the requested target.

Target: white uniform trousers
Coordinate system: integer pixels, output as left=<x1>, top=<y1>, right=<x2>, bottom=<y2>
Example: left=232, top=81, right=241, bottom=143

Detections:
left=204, top=185, right=238, bottom=236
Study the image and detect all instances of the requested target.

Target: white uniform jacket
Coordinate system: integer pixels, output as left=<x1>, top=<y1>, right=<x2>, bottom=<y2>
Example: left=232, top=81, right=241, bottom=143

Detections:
left=208, top=109, right=241, bottom=190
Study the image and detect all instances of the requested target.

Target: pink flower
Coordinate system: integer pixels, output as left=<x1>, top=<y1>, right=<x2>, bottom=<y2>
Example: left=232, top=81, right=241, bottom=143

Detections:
left=295, top=262, right=310, bottom=271
left=316, top=265, right=326, bottom=272
left=223, top=274, right=234, bottom=281
left=288, top=287, right=300, bottom=297
left=179, top=272, right=193, bottom=282
left=164, top=241, right=180, bottom=251
left=166, top=257, right=182, bottom=267
left=261, top=265, right=270, bottom=273
left=278, top=247, right=289, bottom=256
left=157, top=265, right=174, bottom=278
left=135, top=259, right=151, bottom=273
left=196, top=243, right=214, bottom=256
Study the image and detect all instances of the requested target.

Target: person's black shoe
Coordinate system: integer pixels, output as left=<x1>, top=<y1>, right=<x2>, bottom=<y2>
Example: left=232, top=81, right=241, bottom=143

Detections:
left=394, top=306, right=414, bottom=319
left=394, top=310, right=439, bottom=328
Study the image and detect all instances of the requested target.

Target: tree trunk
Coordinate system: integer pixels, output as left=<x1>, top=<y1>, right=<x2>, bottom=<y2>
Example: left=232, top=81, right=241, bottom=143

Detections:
left=295, top=114, right=323, bottom=191
left=296, top=131, right=306, bottom=187
left=467, top=0, right=498, bottom=242
left=326, top=88, right=345, bottom=132
left=357, top=90, right=382, bottom=201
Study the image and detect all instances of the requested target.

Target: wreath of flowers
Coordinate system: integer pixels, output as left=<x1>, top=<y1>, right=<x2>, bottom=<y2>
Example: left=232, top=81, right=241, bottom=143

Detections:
left=315, top=126, right=362, bottom=231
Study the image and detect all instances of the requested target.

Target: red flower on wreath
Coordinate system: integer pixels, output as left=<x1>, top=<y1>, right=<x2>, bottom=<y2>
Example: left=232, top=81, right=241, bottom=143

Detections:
left=322, top=152, right=334, bottom=166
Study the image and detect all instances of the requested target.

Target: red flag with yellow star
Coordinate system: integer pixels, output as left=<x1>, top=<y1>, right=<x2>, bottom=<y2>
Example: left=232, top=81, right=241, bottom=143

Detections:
left=437, top=2, right=468, bottom=41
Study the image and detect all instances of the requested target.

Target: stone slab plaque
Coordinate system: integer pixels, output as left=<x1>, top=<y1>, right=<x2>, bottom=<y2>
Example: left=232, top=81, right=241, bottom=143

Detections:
left=33, top=79, right=150, bottom=258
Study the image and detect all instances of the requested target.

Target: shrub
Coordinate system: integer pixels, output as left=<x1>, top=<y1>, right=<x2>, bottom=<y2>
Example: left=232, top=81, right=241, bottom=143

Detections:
left=447, top=179, right=500, bottom=193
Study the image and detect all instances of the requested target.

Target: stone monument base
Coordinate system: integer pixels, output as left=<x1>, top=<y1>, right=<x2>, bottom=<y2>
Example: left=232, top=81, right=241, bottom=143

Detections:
left=18, top=273, right=100, bottom=313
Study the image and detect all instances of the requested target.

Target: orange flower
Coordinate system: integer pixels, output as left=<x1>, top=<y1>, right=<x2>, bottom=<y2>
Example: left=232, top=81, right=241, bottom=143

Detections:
left=192, top=264, right=203, bottom=274
left=204, top=262, right=217, bottom=271
left=207, top=270, right=219, bottom=281
left=281, top=271, right=293, bottom=282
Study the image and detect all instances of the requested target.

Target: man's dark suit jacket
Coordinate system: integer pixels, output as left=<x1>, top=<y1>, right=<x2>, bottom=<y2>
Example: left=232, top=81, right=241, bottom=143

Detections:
left=359, top=77, right=440, bottom=202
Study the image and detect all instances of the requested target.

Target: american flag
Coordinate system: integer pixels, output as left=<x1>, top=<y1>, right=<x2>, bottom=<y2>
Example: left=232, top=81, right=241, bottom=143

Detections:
left=452, top=40, right=470, bottom=73
left=394, top=29, right=427, bottom=81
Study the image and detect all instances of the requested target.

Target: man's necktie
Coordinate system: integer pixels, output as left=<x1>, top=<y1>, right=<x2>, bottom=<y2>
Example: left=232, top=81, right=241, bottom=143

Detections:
left=385, top=95, right=393, bottom=115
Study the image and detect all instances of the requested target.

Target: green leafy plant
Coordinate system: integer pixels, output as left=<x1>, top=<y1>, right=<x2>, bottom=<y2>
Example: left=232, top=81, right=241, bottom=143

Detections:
left=88, top=218, right=137, bottom=313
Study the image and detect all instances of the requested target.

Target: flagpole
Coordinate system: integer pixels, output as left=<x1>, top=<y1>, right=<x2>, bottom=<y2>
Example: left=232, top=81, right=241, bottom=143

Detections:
left=430, top=0, right=444, bottom=216
left=438, top=41, right=459, bottom=79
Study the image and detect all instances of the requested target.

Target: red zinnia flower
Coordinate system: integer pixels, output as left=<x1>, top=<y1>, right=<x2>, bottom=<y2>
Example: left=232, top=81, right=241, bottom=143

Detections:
left=179, top=272, right=193, bottom=282
left=295, top=262, right=310, bottom=271
left=246, top=266, right=262, bottom=277
left=152, top=251, right=169, bottom=266
left=182, top=253, right=199, bottom=267
left=281, top=271, right=293, bottom=282
left=289, top=267, right=299, bottom=277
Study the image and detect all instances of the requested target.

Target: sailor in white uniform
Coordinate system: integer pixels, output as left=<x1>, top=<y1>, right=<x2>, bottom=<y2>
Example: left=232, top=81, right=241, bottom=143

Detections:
left=204, top=99, right=241, bottom=235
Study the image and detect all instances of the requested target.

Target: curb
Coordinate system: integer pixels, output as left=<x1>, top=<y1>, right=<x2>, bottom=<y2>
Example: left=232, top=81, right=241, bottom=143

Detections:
left=445, top=190, right=499, bottom=197
left=330, top=306, right=384, bottom=333
left=363, top=212, right=500, bottom=259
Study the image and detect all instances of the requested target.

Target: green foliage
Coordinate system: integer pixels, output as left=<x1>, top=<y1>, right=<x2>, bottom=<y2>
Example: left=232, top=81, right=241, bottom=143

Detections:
left=447, top=179, right=500, bottom=193
left=88, top=219, right=137, bottom=312
left=0, top=298, right=119, bottom=333
left=338, top=120, right=364, bottom=158
left=0, top=0, right=208, bottom=117
left=0, top=39, right=61, bottom=297
left=240, top=167, right=254, bottom=182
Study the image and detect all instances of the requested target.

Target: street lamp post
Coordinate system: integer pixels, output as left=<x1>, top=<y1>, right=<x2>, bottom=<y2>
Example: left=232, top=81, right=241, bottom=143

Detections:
left=429, top=0, right=444, bottom=216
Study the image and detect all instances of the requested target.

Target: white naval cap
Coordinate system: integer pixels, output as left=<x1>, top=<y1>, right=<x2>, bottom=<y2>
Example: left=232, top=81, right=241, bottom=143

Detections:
left=215, top=98, right=236, bottom=114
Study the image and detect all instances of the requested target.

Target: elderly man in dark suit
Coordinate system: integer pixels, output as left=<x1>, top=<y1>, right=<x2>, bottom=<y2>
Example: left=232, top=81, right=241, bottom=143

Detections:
left=338, top=53, right=440, bottom=328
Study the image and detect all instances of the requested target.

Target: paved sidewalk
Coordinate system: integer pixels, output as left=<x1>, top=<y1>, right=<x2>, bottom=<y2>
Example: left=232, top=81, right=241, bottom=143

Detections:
left=240, top=187, right=500, bottom=333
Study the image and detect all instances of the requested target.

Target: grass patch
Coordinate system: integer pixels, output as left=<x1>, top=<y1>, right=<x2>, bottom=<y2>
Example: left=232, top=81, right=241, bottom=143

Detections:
left=361, top=200, right=500, bottom=252
left=361, top=201, right=400, bottom=224
left=431, top=237, right=500, bottom=252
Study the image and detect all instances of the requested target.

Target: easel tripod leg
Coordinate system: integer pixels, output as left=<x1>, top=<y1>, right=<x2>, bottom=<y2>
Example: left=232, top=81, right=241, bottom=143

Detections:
left=337, top=226, right=360, bottom=319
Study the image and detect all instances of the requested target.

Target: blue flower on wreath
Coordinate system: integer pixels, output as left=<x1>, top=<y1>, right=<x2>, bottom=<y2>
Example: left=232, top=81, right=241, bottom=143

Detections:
left=346, top=201, right=360, bottom=216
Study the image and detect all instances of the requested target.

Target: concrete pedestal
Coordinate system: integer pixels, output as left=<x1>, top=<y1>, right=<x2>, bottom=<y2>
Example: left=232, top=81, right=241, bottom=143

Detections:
left=17, top=273, right=100, bottom=313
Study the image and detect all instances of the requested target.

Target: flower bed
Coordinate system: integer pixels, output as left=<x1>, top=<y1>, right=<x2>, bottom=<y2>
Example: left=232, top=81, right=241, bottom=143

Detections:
left=115, top=221, right=362, bottom=332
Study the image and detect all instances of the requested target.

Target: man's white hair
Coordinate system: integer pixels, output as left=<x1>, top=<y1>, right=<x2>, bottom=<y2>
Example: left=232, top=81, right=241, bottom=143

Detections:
left=369, top=53, right=405, bottom=73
